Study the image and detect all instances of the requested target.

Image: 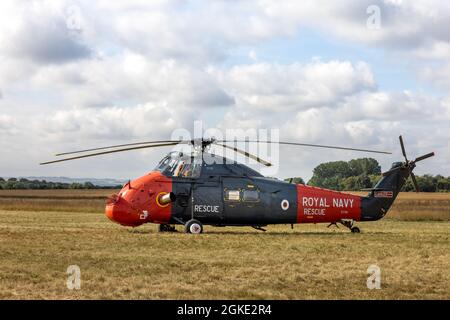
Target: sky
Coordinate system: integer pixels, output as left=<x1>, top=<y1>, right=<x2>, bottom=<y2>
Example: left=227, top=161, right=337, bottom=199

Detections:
left=0, top=0, right=449, bottom=181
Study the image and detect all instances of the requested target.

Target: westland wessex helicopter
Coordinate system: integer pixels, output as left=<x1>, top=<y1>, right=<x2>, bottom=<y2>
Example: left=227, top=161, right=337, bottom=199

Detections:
left=41, top=136, right=434, bottom=234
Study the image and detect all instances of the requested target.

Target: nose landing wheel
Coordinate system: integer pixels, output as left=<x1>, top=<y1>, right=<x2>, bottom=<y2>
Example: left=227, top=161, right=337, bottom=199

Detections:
left=185, top=219, right=203, bottom=234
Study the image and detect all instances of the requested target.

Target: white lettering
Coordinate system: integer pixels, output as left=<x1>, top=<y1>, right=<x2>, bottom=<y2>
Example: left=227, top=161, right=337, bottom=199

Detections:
left=140, top=210, right=148, bottom=220
left=304, top=208, right=326, bottom=216
left=333, top=198, right=354, bottom=208
left=302, top=197, right=308, bottom=207
left=301, top=196, right=354, bottom=211
left=178, top=304, right=211, bottom=317
left=302, top=197, right=330, bottom=208
left=194, top=204, right=219, bottom=213
left=349, top=199, right=354, bottom=207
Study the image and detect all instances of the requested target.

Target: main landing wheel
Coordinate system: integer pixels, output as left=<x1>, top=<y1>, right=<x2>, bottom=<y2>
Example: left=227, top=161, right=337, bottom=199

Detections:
left=184, top=219, right=203, bottom=234
left=351, top=227, right=360, bottom=233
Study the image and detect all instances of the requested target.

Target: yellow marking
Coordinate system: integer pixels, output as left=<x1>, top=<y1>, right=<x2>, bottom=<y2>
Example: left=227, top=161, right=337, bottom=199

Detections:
left=155, top=192, right=170, bottom=208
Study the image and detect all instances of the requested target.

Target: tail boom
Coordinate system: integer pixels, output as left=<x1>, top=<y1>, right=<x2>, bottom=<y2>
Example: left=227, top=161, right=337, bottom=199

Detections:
left=296, top=185, right=362, bottom=223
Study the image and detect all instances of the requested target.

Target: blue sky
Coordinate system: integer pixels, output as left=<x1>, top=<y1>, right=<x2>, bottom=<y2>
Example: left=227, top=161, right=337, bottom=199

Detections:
left=0, top=1, right=449, bottom=181
left=232, top=27, right=440, bottom=95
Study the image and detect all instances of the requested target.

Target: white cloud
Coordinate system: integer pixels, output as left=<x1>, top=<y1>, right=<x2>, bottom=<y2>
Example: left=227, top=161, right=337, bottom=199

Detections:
left=213, top=58, right=450, bottom=179
left=0, top=1, right=448, bottom=179
left=3, top=1, right=450, bottom=64
left=258, top=0, right=450, bottom=88
left=0, top=114, right=16, bottom=134
left=0, top=0, right=91, bottom=64
left=30, top=52, right=234, bottom=108
left=421, top=63, right=450, bottom=88
left=213, top=60, right=375, bottom=115
left=37, top=102, right=192, bottom=142
left=261, top=0, right=450, bottom=51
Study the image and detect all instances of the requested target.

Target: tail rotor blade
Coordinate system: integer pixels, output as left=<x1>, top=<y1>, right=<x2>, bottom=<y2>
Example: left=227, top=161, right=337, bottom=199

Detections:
left=410, top=172, right=420, bottom=193
left=399, top=135, right=408, bottom=162
left=414, top=152, right=435, bottom=163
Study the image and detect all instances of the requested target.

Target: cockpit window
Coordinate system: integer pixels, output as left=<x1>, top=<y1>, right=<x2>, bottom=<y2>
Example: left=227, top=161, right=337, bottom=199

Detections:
left=179, top=156, right=202, bottom=178
left=154, top=152, right=202, bottom=178
left=154, top=153, right=179, bottom=176
left=173, top=160, right=185, bottom=177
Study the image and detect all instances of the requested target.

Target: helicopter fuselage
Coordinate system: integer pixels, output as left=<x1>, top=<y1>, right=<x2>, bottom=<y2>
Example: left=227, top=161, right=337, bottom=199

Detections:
left=105, top=152, right=398, bottom=230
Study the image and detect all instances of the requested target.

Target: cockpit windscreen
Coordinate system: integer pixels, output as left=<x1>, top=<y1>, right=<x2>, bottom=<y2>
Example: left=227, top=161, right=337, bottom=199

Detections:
left=154, top=152, right=202, bottom=178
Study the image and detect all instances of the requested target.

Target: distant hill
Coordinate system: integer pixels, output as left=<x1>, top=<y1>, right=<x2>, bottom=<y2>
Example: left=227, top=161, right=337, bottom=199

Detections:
left=13, top=177, right=126, bottom=187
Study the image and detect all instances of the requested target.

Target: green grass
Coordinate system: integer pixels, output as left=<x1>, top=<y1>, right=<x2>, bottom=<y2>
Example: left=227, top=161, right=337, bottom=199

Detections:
left=0, top=208, right=449, bottom=299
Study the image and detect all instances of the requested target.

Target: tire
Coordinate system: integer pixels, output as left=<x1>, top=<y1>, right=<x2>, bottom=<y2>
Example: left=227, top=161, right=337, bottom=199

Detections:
left=351, top=227, right=360, bottom=233
left=184, top=219, right=203, bottom=234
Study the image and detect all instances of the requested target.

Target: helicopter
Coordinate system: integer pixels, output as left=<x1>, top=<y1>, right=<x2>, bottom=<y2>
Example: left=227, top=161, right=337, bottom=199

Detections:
left=40, top=135, right=434, bottom=234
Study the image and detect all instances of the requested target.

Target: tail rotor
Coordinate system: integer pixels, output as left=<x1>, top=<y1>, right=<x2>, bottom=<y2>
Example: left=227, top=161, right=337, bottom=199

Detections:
left=382, top=136, right=435, bottom=192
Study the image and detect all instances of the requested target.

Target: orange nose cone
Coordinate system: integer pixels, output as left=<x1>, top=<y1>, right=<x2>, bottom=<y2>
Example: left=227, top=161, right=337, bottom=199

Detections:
left=105, top=203, right=117, bottom=222
left=105, top=201, right=136, bottom=226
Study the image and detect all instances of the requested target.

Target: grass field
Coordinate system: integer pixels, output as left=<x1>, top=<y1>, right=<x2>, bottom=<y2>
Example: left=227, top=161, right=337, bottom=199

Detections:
left=0, top=190, right=449, bottom=299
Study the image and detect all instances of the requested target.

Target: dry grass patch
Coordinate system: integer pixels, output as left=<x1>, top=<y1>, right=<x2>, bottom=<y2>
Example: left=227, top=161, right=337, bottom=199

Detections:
left=0, top=208, right=449, bottom=299
left=1, top=190, right=450, bottom=221
left=0, top=190, right=449, bottom=299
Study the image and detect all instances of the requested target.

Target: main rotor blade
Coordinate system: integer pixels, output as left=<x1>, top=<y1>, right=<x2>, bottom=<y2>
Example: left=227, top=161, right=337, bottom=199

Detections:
left=399, top=135, right=408, bottom=162
left=214, top=143, right=272, bottom=167
left=40, top=142, right=179, bottom=165
left=414, top=152, right=435, bottom=163
left=55, top=140, right=183, bottom=156
left=216, top=140, right=391, bottom=155
left=410, top=172, right=420, bottom=193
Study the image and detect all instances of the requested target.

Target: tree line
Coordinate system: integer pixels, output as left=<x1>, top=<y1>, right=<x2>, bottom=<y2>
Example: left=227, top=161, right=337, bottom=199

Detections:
left=285, top=158, right=450, bottom=192
left=2, top=158, right=449, bottom=192
left=0, top=178, right=121, bottom=190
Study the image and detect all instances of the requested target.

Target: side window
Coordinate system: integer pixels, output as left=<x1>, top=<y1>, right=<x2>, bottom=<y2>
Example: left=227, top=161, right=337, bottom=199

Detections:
left=242, top=189, right=260, bottom=202
left=224, top=189, right=240, bottom=201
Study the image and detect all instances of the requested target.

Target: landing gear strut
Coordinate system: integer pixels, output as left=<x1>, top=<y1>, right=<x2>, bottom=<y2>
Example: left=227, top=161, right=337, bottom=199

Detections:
left=252, top=226, right=267, bottom=232
left=158, top=224, right=177, bottom=232
left=338, top=220, right=360, bottom=233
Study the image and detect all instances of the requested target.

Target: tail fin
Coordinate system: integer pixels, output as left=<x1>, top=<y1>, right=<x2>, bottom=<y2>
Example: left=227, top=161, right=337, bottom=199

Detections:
left=360, top=136, right=434, bottom=221
left=361, top=162, right=410, bottom=220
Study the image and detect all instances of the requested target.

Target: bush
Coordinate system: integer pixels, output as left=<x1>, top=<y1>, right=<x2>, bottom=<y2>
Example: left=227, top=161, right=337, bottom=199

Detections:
left=284, top=177, right=305, bottom=184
